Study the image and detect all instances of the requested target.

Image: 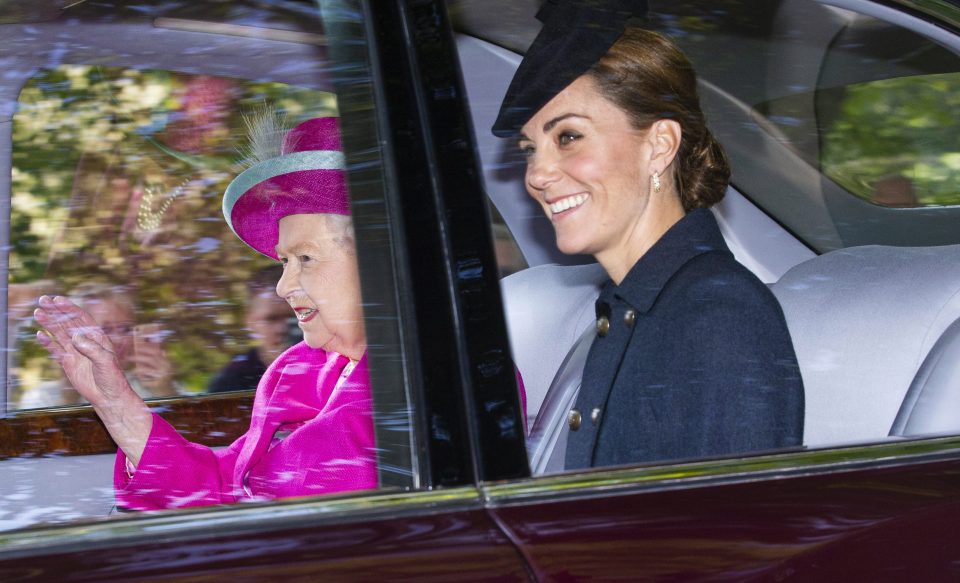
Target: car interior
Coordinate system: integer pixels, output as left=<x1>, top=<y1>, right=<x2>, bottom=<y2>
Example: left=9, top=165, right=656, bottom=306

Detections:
left=1, top=0, right=960, bottom=529
left=455, top=0, right=960, bottom=470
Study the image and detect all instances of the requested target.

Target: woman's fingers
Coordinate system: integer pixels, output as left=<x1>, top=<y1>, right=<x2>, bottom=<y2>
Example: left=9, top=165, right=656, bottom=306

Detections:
left=35, top=295, right=130, bottom=406
left=38, top=295, right=92, bottom=326
left=35, top=329, right=66, bottom=361
left=52, top=295, right=102, bottom=329
left=36, top=295, right=82, bottom=338
left=36, top=295, right=115, bottom=356
left=35, top=302, right=76, bottom=353
left=71, top=327, right=115, bottom=362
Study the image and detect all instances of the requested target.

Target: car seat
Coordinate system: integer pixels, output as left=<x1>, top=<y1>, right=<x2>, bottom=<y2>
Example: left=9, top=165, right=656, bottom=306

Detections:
left=506, top=242, right=960, bottom=474
left=500, top=261, right=606, bottom=433
left=771, top=244, right=960, bottom=446
left=890, top=317, right=960, bottom=437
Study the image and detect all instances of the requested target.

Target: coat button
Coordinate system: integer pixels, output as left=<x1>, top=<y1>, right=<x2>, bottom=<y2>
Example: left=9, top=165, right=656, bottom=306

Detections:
left=596, top=316, right=610, bottom=337
left=624, top=309, right=636, bottom=327
left=568, top=409, right=582, bottom=431
left=591, top=407, right=602, bottom=425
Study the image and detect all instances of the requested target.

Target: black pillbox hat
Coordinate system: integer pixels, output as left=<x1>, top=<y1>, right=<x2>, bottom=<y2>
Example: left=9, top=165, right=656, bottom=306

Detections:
left=491, top=0, right=649, bottom=138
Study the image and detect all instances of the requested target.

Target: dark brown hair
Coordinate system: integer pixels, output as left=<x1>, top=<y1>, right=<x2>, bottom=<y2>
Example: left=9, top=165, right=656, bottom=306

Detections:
left=587, top=28, right=730, bottom=211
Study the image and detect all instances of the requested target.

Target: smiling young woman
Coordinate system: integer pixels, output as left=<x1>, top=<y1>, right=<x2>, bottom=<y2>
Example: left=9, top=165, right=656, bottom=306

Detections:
left=495, top=2, right=805, bottom=470
left=519, top=75, right=684, bottom=283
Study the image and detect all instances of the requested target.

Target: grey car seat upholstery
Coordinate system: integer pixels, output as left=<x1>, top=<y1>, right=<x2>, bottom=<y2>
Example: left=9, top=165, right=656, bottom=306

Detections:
left=771, top=244, right=960, bottom=446
left=525, top=326, right=593, bottom=474
left=506, top=243, right=960, bottom=475
left=500, top=262, right=606, bottom=432
left=889, top=317, right=960, bottom=437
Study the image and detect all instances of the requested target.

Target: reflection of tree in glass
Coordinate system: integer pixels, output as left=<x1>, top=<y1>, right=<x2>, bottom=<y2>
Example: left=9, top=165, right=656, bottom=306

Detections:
left=821, top=73, right=960, bottom=208
left=9, top=66, right=337, bottom=394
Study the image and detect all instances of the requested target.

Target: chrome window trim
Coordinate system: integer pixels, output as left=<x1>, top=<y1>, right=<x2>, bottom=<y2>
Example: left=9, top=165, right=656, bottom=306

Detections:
left=483, top=435, right=960, bottom=505
left=0, top=486, right=482, bottom=560
left=822, top=0, right=960, bottom=52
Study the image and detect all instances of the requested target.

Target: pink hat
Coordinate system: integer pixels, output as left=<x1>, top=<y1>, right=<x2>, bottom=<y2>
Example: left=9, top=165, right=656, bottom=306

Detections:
left=222, top=117, right=349, bottom=260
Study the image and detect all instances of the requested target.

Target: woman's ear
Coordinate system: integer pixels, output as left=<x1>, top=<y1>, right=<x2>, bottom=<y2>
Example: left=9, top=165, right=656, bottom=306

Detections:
left=647, top=119, right=682, bottom=173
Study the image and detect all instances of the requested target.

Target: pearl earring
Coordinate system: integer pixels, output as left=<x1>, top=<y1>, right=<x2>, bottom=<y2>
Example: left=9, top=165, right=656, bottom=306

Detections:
left=652, top=172, right=661, bottom=193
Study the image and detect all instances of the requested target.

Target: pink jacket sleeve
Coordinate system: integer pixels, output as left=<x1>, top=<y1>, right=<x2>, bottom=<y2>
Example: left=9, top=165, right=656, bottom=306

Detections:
left=112, top=344, right=377, bottom=511
left=114, top=413, right=247, bottom=511
left=114, top=347, right=521, bottom=510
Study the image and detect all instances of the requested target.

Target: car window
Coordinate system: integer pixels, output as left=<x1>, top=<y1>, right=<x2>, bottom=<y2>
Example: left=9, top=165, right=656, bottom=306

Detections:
left=652, top=1, right=960, bottom=251
left=487, top=202, right=527, bottom=278
left=8, top=65, right=317, bottom=408
left=754, top=20, right=960, bottom=210
left=0, top=0, right=416, bottom=531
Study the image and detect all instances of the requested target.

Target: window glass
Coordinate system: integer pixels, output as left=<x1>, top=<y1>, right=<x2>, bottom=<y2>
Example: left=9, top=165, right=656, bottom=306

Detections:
left=1, top=0, right=414, bottom=531
left=8, top=66, right=322, bottom=408
left=645, top=2, right=960, bottom=251
left=487, top=201, right=527, bottom=279
left=749, top=8, right=960, bottom=246
left=757, top=73, right=960, bottom=209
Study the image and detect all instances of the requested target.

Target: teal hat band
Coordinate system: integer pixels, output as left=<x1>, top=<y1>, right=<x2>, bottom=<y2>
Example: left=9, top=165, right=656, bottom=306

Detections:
left=222, top=149, right=346, bottom=235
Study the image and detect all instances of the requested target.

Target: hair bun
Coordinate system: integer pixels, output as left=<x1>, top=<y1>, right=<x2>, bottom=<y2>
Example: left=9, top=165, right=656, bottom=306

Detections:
left=679, top=131, right=730, bottom=211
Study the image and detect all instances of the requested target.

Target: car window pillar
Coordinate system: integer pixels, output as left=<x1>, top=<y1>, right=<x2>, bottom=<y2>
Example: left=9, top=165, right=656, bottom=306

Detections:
left=319, top=0, right=529, bottom=488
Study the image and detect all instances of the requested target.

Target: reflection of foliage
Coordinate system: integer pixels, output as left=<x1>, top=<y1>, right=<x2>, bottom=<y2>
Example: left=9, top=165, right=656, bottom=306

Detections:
left=757, top=73, right=960, bottom=208
left=821, top=73, right=960, bottom=207
left=10, top=65, right=336, bottom=396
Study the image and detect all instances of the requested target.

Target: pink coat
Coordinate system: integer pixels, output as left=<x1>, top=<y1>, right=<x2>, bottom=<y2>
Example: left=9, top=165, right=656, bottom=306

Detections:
left=114, top=342, right=377, bottom=510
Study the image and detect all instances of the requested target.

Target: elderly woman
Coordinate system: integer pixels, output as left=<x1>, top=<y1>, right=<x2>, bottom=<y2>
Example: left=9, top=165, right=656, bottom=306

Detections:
left=494, top=1, right=804, bottom=468
left=34, top=117, right=377, bottom=510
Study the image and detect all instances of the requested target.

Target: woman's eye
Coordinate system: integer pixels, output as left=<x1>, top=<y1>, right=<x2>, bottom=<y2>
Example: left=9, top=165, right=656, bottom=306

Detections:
left=299, top=255, right=313, bottom=264
left=519, top=143, right=535, bottom=156
left=279, top=257, right=289, bottom=266
left=558, top=131, right=581, bottom=146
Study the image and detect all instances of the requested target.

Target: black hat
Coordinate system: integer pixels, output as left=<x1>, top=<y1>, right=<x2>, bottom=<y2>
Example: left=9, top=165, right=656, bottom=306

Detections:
left=491, top=0, right=649, bottom=138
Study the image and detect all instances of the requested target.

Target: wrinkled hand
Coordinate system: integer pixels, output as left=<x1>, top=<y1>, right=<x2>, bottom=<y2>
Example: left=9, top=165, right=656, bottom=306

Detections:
left=34, top=295, right=152, bottom=464
left=35, top=295, right=134, bottom=407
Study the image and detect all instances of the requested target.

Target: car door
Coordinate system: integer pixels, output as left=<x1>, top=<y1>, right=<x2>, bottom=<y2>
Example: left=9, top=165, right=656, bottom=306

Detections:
left=0, top=0, right=530, bottom=579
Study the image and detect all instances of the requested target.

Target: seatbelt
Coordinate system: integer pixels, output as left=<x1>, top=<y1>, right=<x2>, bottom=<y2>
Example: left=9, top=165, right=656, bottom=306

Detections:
left=527, top=326, right=595, bottom=475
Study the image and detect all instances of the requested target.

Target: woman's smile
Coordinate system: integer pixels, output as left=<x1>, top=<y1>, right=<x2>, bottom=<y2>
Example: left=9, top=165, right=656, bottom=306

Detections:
left=294, top=307, right=318, bottom=323
left=548, top=193, right=590, bottom=217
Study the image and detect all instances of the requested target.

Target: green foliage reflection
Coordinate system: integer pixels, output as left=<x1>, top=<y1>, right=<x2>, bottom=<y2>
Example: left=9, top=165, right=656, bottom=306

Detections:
left=758, top=72, right=960, bottom=209
left=9, top=65, right=336, bottom=403
left=822, top=73, right=960, bottom=208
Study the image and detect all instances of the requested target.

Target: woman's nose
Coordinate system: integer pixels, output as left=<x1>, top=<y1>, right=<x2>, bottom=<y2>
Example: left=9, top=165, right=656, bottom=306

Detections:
left=275, top=265, right=296, bottom=298
left=525, top=153, right=561, bottom=193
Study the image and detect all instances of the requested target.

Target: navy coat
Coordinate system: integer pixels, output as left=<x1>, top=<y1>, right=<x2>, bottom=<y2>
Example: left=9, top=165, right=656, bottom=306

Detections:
left=565, top=209, right=805, bottom=469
